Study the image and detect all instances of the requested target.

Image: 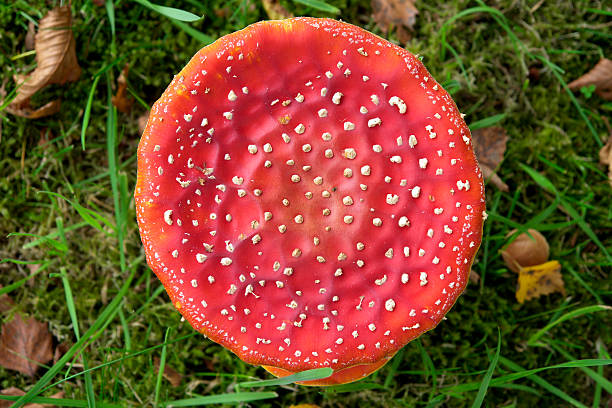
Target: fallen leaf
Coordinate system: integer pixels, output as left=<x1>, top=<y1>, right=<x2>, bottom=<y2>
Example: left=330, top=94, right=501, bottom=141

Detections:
left=371, top=0, right=418, bottom=43
left=53, top=342, right=71, bottom=364
left=469, top=269, right=480, bottom=285
left=516, top=260, right=565, bottom=304
left=568, top=58, right=612, bottom=100
left=0, top=387, right=24, bottom=408
left=0, top=285, right=15, bottom=314
left=528, top=65, right=541, bottom=83
left=501, top=229, right=550, bottom=273
left=471, top=126, right=509, bottom=191
left=6, top=100, right=62, bottom=119
left=262, top=0, right=293, bottom=20
left=214, top=6, right=231, bottom=18
left=111, top=64, right=133, bottom=113
left=0, top=314, right=53, bottom=376
left=154, top=356, right=183, bottom=387
left=7, top=5, right=81, bottom=118
left=25, top=21, right=36, bottom=50
left=138, top=111, right=150, bottom=135
left=0, top=387, right=64, bottom=408
left=599, top=135, right=612, bottom=187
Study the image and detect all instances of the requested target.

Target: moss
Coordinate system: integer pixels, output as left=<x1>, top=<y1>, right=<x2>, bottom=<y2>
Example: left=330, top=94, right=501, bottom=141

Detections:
left=1, top=0, right=610, bottom=406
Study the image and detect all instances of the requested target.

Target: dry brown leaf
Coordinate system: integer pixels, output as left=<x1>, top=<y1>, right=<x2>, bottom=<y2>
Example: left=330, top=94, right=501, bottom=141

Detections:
left=262, top=0, right=293, bottom=19
left=501, top=229, right=550, bottom=273
left=25, top=21, right=36, bottom=51
left=568, top=58, right=612, bottom=100
left=138, top=111, right=150, bottom=135
left=7, top=5, right=81, bottom=118
left=469, top=269, right=480, bottom=285
left=599, top=135, right=612, bottom=187
left=516, top=260, right=565, bottom=304
left=154, top=356, right=183, bottom=387
left=53, top=341, right=71, bottom=364
left=112, top=64, right=133, bottom=113
left=0, top=387, right=64, bottom=408
left=0, top=285, right=15, bottom=314
left=371, top=0, right=418, bottom=43
left=471, top=126, right=509, bottom=191
left=0, top=314, right=53, bottom=376
left=6, top=100, right=62, bottom=119
left=0, top=387, right=24, bottom=408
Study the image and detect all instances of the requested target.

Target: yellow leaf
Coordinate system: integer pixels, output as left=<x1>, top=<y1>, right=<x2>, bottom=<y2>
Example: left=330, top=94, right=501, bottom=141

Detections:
left=516, top=261, right=565, bottom=304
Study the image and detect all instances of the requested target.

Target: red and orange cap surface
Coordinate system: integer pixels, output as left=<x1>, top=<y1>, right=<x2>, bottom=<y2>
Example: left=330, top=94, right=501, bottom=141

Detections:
left=135, top=17, right=486, bottom=385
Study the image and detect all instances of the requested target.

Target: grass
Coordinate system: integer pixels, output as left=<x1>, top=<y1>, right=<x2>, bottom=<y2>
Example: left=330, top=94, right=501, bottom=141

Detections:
left=1, top=0, right=611, bottom=407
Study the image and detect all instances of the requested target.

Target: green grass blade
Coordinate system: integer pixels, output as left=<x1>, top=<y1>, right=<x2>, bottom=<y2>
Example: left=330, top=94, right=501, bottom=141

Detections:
left=593, top=341, right=609, bottom=408
left=325, top=382, right=388, bottom=393
left=290, top=0, right=340, bottom=13
left=440, top=7, right=507, bottom=60
left=53, top=268, right=97, bottom=408
left=498, top=356, right=589, bottom=408
left=105, top=0, right=117, bottom=57
left=555, top=198, right=612, bottom=263
left=383, top=348, right=404, bottom=389
left=0, top=396, right=121, bottom=408
left=133, top=0, right=202, bottom=22
left=535, top=55, right=602, bottom=147
left=416, top=339, right=438, bottom=400
left=118, top=309, right=132, bottom=351
left=127, top=284, right=166, bottom=323
left=162, top=392, right=278, bottom=407
left=518, top=164, right=557, bottom=194
left=520, top=164, right=612, bottom=262
left=23, top=222, right=89, bottom=249
left=154, top=328, right=171, bottom=408
left=471, top=329, right=501, bottom=408
left=469, top=114, right=506, bottom=131
left=37, top=191, right=115, bottom=233
left=586, top=8, right=612, bottom=16
left=42, top=332, right=197, bottom=392
left=81, top=75, right=101, bottom=151
left=564, top=265, right=603, bottom=304
left=442, top=359, right=611, bottom=395
left=527, top=305, right=612, bottom=346
left=545, top=343, right=612, bottom=395
left=0, top=262, right=48, bottom=296
left=106, top=74, right=128, bottom=272
left=54, top=268, right=80, bottom=339
left=170, top=20, right=215, bottom=44
left=7, top=232, right=68, bottom=253
left=11, top=267, right=137, bottom=407
left=238, top=367, right=333, bottom=387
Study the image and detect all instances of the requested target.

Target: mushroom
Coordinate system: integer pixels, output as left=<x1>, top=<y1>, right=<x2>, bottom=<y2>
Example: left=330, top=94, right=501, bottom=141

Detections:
left=135, top=18, right=486, bottom=385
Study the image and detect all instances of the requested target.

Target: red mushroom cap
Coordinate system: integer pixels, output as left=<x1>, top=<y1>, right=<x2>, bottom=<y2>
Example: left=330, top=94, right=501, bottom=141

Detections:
left=135, top=17, right=486, bottom=385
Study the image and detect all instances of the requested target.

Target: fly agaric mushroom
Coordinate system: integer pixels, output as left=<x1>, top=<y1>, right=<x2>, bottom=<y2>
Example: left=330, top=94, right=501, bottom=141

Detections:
left=135, top=18, right=486, bottom=385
